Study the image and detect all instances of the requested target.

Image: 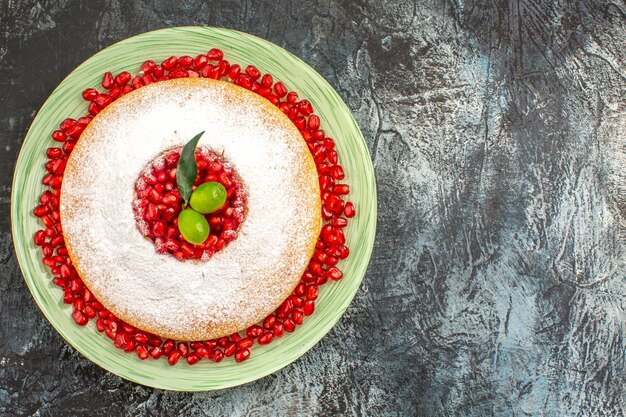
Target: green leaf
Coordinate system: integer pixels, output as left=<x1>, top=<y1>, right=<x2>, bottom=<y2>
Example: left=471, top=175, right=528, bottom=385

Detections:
left=176, top=131, right=205, bottom=205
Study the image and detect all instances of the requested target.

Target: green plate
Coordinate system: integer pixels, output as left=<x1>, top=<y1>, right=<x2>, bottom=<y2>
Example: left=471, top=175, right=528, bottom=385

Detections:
left=11, top=27, right=376, bottom=391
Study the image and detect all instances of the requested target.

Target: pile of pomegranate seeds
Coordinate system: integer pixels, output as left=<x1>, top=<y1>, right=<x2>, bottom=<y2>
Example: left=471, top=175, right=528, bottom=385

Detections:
left=133, top=148, right=246, bottom=260
left=34, top=48, right=356, bottom=365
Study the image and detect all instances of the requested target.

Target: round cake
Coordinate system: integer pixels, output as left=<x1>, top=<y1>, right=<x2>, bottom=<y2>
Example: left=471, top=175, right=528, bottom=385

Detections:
left=60, top=78, right=322, bottom=341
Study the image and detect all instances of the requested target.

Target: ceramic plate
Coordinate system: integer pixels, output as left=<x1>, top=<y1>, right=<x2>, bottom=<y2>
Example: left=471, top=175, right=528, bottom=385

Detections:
left=11, top=26, right=376, bottom=390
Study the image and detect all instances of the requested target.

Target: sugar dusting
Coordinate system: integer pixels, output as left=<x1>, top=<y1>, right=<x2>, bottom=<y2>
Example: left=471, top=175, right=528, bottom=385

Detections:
left=60, top=79, right=321, bottom=341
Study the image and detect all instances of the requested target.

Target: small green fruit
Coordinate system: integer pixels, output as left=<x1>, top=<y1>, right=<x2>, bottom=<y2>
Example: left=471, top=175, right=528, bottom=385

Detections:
left=178, top=208, right=210, bottom=244
left=189, top=181, right=227, bottom=214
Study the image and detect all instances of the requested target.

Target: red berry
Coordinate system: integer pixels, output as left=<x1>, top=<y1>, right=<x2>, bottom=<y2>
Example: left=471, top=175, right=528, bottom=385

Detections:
left=162, top=56, right=178, bottom=70
left=101, top=72, right=114, bottom=89
left=207, top=48, right=224, bottom=61
left=136, top=345, right=149, bottom=360
left=258, top=332, right=273, bottom=345
left=344, top=202, right=355, bottom=218
left=167, top=349, right=181, bottom=365
left=234, top=349, right=251, bottom=362
left=82, top=88, right=98, bottom=101
left=115, top=71, right=131, bottom=86
left=140, top=60, right=156, bottom=74
left=245, top=65, right=261, bottom=80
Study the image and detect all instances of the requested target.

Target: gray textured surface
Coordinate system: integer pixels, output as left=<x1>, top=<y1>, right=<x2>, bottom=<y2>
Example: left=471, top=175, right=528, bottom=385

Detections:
left=1, top=1, right=625, bottom=416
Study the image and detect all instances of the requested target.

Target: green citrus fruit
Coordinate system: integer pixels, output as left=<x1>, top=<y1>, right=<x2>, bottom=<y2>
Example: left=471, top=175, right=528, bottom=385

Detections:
left=178, top=208, right=210, bottom=244
left=189, top=181, right=227, bottom=214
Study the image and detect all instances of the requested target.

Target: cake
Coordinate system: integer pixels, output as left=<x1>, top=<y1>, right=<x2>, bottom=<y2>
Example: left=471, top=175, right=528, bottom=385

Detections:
left=60, top=78, right=322, bottom=341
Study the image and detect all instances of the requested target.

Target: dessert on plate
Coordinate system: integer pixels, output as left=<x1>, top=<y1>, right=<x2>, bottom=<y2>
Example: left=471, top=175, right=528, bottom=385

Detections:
left=60, top=78, right=322, bottom=341
left=33, top=49, right=355, bottom=364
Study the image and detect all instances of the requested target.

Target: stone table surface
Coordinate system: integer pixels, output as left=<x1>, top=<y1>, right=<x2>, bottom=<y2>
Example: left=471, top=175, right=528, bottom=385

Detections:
left=1, top=1, right=624, bottom=416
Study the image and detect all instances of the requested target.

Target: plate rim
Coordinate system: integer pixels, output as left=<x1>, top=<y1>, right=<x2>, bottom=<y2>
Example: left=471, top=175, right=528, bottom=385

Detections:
left=11, top=26, right=377, bottom=391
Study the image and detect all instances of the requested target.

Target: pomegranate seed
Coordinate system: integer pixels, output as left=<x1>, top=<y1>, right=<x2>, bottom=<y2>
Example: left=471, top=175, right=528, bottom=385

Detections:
left=167, top=349, right=181, bottom=365
left=131, top=76, right=144, bottom=89
left=170, top=69, right=189, bottom=79
left=217, top=59, right=230, bottom=77
left=185, top=353, right=199, bottom=365
left=263, top=315, right=276, bottom=329
left=88, top=102, right=100, bottom=115
left=149, top=346, right=162, bottom=359
left=304, top=300, right=315, bottom=316
left=51, top=130, right=66, bottom=142
left=294, top=117, right=306, bottom=130
left=39, top=190, right=52, bottom=204
left=163, top=339, right=175, bottom=354
left=152, top=221, right=166, bottom=237
left=258, top=332, right=273, bottom=345
left=195, top=346, right=209, bottom=358
left=141, top=73, right=154, bottom=85
left=330, top=165, right=345, bottom=180
left=162, top=56, right=178, bottom=70
left=293, top=294, right=306, bottom=307
left=59, top=264, right=70, bottom=279
left=274, top=82, right=287, bottom=97
left=261, top=73, right=273, bottom=87
left=286, top=91, right=298, bottom=104
left=301, top=270, right=315, bottom=283
left=94, top=94, right=112, bottom=109
left=148, top=336, right=162, bottom=347
left=228, top=64, right=241, bottom=80
left=178, top=55, right=193, bottom=68
left=327, top=266, right=343, bottom=281
left=344, top=202, right=355, bottom=218
left=305, top=285, right=319, bottom=301
left=192, top=54, right=208, bottom=70
left=273, top=323, right=285, bottom=337
left=328, top=150, right=338, bottom=165
left=115, top=71, right=131, bottom=86
left=207, top=48, right=224, bottom=61
left=101, top=72, right=114, bottom=89
left=237, top=338, right=254, bottom=350
left=223, top=342, right=236, bottom=357
left=136, top=345, right=149, bottom=360
left=331, top=184, right=349, bottom=195
left=140, top=60, right=156, bottom=74
left=294, top=283, right=306, bottom=296
left=245, top=65, right=261, bottom=80
left=33, top=230, right=46, bottom=246
left=59, top=119, right=75, bottom=133
left=308, top=115, right=320, bottom=130
left=82, top=88, right=98, bottom=101
left=299, top=100, right=314, bottom=115
left=96, top=319, right=106, bottom=332
left=236, top=74, right=252, bottom=89
left=153, top=65, right=164, bottom=77
left=284, top=318, right=296, bottom=332
left=331, top=217, right=348, bottom=228
left=293, top=310, right=304, bottom=325
left=246, top=324, right=263, bottom=339
left=176, top=342, right=188, bottom=358
left=234, top=349, right=251, bottom=362
left=208, top=348, right=224, bottom=362
left=33, top=205, right=47, bottom=217
left=107, top=87, right=120, bottom=100
left=72, top=310, right=88, bottom=326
